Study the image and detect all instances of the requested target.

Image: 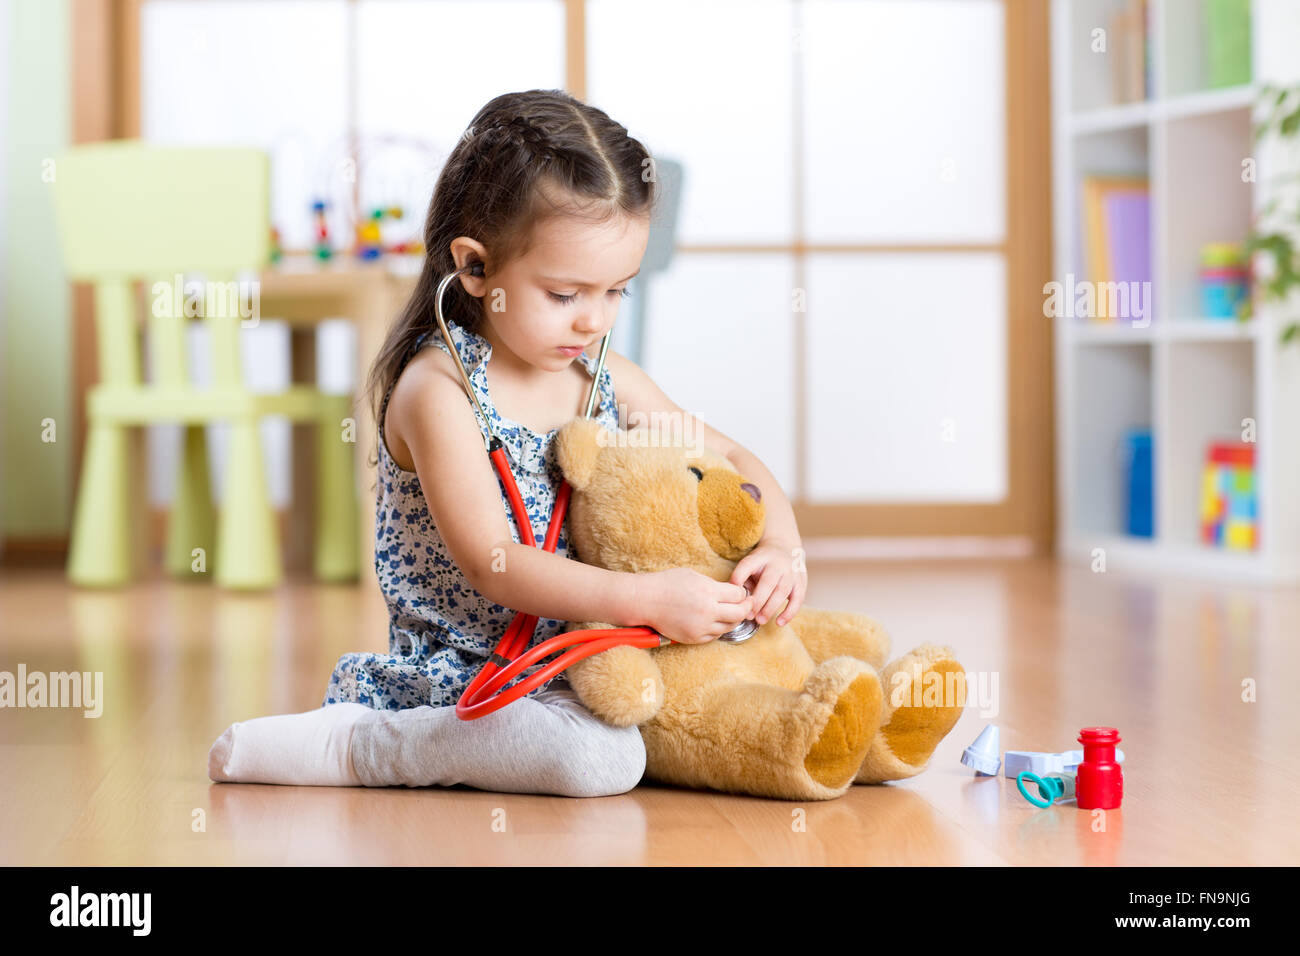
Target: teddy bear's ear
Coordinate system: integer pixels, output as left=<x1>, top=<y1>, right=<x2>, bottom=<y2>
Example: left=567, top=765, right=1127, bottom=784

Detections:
left=554, top=417, right=611, bottom=491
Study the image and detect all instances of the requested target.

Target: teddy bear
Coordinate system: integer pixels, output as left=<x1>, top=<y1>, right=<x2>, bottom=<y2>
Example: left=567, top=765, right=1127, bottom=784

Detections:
left=552, top=417, right=968, bottom=801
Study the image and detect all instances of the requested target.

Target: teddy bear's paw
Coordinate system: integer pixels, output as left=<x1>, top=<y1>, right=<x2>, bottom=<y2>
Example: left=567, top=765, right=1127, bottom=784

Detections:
left=564, top=642, right=664, bottom=728
left=856, top=645, right=966, bottom=784
left=801, top=658, right=883, bottom=791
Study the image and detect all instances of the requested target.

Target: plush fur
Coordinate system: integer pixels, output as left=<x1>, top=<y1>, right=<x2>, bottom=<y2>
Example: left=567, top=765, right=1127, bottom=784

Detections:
left=554, top=418, right=968, bottom=801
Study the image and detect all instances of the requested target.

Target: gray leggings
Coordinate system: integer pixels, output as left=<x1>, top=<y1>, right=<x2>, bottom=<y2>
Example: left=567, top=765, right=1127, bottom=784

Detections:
left=349, top=678, right=646, bottom=798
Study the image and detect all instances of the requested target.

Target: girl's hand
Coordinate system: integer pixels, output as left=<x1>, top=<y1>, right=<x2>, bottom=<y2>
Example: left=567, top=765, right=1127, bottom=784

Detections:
left=637, top=568, right=753, bottom=645
left=729, top=539, right=807, bottom=627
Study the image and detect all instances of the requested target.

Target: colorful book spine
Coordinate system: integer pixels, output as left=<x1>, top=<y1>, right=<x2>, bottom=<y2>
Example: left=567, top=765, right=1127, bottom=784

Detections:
left=1104, top=190, right=1151, bottom=287
left=1204, top=0, right=1252, bottom=89
left=1081, top=176, right=1150, bottom=321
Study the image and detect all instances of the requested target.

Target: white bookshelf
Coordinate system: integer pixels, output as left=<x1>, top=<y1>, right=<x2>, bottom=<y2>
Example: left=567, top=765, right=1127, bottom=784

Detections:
left=1052, top=0, right=1300, bottom=583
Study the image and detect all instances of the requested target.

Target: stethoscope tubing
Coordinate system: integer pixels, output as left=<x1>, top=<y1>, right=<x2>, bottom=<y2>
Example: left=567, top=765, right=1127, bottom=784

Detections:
left=435, top=261, right=664, bottom=720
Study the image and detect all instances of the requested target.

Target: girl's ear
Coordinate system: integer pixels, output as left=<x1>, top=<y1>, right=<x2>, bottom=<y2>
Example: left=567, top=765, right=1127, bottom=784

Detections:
left=449, top=236, right=489, bottom=295
left=554, top=418, right=611, bottom=491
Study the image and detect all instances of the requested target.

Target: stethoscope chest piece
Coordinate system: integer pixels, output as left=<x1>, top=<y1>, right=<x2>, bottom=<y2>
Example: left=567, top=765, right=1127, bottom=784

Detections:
left=717, top=619, right=759, bottom=643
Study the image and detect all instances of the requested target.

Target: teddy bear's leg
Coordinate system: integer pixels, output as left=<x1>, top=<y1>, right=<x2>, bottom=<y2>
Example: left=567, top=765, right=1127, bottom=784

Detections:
left=645, top=656, right=882, bottom=800
left=855, top=645, right=966, bottom=784
left=789, top=608, right=891, bottom=670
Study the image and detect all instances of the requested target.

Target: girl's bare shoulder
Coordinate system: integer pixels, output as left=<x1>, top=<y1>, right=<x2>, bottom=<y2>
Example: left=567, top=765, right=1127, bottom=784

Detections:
left=385, top=345, right=472, bottom=472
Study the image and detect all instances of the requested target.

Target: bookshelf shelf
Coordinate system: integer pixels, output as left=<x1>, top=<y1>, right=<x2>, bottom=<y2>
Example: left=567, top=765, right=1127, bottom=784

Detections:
left=1163, top=319, right=1259, bottom=340
left=1162, top=83, right=1256, bottom=119
left=1066, top=320, right=1260, bottom=343
left=1051, top=0, right=1300, bottom=583
left=1071, top=84, right=1259, bottom=133
left=1070, top=99, right=1154, bottom=134
left=1062, top=534, right=1268, bottom=581
left=1068, top=322, right=1156, bottom=343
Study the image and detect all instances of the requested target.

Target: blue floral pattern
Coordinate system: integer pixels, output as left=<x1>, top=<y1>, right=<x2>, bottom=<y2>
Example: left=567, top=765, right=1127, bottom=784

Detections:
left=323, top=319, right=620, bottom=710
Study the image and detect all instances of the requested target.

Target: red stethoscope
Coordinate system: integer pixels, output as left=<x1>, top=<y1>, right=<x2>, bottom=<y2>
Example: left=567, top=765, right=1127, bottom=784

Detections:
left=432, top=262, right=756, bottom=720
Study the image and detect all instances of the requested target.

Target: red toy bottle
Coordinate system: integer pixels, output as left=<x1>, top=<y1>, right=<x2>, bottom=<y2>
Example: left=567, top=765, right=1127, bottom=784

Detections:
left=1075, top=726, right=1123, bottom=809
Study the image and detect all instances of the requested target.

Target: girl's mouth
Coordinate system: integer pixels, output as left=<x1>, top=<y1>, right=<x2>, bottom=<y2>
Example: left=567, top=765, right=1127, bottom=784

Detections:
left=557, top=345, right=584, bottom=356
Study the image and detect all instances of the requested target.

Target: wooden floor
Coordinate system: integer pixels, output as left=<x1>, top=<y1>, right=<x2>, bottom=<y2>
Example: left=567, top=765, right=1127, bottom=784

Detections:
left=2, top=556, right=1298, bottom=866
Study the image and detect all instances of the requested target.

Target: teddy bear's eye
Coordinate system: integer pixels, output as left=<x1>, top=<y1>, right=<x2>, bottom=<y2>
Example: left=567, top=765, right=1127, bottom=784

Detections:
left=688, top=466, right=704, bottom=481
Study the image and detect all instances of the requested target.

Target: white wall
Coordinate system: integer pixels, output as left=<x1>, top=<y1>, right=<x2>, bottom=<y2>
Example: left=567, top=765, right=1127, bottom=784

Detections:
left=0, top=0, right=11, bottom=554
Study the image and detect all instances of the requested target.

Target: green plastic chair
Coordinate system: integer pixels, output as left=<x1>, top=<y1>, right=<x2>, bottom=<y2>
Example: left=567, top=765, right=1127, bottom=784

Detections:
left=52, top=141, right=359, bottom=589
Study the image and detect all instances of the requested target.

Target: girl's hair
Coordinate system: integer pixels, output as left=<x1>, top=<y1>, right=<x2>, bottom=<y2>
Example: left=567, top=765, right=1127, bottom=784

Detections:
left=362, top=88, right=659, bottom=474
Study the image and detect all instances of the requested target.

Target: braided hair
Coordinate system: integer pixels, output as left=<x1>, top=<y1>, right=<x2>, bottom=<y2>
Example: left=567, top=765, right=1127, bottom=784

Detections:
left=361, top=89, right=659, bottom=481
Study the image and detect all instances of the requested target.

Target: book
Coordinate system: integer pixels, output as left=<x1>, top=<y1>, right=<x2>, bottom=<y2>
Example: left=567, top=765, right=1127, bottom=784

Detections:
left=1104, top=189, right=1151, bottom=286
left=1081, top=175, right=1150, bottom=320
left=1110, top=0, right=1149, bottom=103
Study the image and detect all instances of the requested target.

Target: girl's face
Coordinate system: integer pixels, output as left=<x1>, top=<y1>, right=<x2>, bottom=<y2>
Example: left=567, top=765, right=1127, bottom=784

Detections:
left=461, top=211, right=650, bottom=375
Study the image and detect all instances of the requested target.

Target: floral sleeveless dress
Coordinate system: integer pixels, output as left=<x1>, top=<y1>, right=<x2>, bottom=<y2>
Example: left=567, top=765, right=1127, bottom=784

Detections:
left=323, top=319, right=621, bottom=710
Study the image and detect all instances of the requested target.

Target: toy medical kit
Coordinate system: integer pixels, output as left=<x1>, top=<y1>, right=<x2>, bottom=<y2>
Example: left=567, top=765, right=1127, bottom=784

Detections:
left=961, top=725, right=1000, bottom=776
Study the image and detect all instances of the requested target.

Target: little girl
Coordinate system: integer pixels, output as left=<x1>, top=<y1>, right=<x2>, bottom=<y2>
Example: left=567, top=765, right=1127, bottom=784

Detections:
left=208, top=89, right=808, bottom=797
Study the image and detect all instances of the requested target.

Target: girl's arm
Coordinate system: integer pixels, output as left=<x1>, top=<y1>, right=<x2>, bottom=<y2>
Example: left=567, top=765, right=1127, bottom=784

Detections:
left=391, top=349, right=643, bottom=627
left=602, top=349, right=807, bottom=625
left=713, top=443, right=801, bottom=550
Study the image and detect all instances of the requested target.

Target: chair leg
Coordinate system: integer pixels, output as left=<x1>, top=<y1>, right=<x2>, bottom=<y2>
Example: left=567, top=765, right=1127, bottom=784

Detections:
left=166, top=423, right=215, bottom=578
left=67, top=422, right=135, bottom=587
left=215, top=420, right=282, bottom=590
left=313, top=395, right=360, bottom=581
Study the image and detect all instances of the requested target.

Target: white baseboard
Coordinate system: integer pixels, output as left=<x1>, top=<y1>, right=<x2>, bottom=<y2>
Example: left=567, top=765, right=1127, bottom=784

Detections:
left=801, top=536, right=1035, bottom=560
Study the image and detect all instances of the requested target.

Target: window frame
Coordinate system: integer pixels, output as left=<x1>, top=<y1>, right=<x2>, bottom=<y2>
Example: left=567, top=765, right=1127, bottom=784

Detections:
left=102, top=0, right=1053, bottom=549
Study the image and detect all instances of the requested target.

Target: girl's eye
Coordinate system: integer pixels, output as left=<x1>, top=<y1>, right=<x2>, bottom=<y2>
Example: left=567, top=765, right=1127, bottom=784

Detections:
left=547, top=288, right=633, bottom=305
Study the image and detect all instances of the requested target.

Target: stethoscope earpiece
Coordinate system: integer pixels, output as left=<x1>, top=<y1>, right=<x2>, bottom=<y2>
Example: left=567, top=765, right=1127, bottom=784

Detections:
left=468, top=261, right=484, bottom=278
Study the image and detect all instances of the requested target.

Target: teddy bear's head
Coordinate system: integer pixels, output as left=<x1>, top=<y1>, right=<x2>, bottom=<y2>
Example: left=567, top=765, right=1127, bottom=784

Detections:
left=554, top=418, right=766, bottom=581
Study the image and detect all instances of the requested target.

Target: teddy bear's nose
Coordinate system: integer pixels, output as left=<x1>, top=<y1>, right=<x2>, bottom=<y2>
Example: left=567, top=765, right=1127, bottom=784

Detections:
left=740, top=482, right=761, bottom=503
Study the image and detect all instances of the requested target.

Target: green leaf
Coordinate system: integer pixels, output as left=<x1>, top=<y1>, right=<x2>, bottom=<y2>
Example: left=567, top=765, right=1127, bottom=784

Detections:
left=1281, top=107, right=1300, bottom=137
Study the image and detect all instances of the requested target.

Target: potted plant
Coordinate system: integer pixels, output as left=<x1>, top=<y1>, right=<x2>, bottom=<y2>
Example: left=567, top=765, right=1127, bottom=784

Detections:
left=1243, top=83, right=1300, bottom=343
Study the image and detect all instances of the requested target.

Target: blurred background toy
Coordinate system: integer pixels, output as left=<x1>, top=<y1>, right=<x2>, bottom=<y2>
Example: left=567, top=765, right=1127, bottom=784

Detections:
left=356, top=206, right=389, bottom=259
left=1200, top=441, right=1257, bottom=550
left=312, top=199, right=332, bottom=260
left=1200, top=242, right=1250, bottom=319
left=353, top=206, right=413, bottom=259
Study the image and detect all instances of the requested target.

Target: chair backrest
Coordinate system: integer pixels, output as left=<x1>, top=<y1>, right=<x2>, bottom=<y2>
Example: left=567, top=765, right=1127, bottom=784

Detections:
left=622, top=156, right=684, bottom=365
left=50, top=141, right=271, bottom=389
left=51, top=141, right=269, bottom=279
